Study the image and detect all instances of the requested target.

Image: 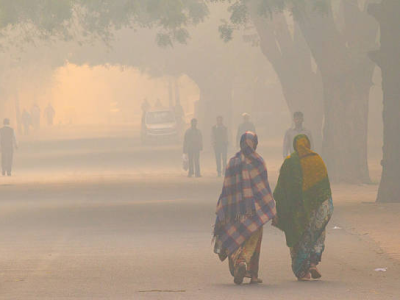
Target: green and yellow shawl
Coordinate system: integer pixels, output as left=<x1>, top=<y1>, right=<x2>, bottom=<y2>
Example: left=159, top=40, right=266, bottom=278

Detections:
left=273, top=134, right=332, bottom=247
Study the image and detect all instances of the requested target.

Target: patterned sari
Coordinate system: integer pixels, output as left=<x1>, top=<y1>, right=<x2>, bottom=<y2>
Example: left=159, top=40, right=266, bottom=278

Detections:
left=273, top=134, right=333, bottom=279
left=214, top=132, right=276, bottom=280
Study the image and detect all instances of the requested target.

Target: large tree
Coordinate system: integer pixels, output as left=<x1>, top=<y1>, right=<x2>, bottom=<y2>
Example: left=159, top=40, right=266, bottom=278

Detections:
left=223, top=5, right=324, bottom=151
left=219, top=0, right=378, bottom=183
left=369, top=0, right=400, bottom=203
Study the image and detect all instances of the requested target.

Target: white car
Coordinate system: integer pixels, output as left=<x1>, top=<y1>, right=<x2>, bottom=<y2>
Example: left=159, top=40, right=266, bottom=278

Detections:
left=141, top=109, right=179, bottom=144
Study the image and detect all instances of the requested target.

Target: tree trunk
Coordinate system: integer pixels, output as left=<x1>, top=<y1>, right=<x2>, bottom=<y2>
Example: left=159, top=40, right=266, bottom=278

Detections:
left=369, top=0, right=400, bottom=202
left=295, top=2, right=377, bottom=183
left=193, top=78, right=233, bottom=146
left=322, top=78, right=370, bottom=183
left=250, top=11, right=324, bottom=152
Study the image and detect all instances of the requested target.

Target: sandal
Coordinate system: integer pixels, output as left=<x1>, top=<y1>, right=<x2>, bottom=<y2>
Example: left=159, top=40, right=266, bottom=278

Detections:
left=234, top=262, right=247, bottom=285
left=309, top=266, right=322, bottom=279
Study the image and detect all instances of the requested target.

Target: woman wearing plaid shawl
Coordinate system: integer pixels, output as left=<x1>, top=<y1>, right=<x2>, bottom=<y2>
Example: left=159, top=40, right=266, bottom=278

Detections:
left=213, top=132, right=276, bottom=285
left=273, top=134, right=333, bottom=281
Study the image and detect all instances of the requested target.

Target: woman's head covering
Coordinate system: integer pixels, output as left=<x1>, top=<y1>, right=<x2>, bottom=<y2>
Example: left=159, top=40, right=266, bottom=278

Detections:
left=293, top=134, right=313, bottom=158
left=273, top=134, right=332, bottom=247
left=240, top=131, right=258, bottom=153
left=214, top=132, right=276, bottom=256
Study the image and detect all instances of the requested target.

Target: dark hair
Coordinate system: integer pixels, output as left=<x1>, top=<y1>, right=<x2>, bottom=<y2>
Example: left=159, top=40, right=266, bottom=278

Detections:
left=3, top=118, right=10, bottom=125
left=294, top=111, right=304, bottom=118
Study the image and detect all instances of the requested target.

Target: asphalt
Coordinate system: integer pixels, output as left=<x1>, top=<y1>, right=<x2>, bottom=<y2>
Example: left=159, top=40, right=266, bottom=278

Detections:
left=0, top=135, right=399, bottom=299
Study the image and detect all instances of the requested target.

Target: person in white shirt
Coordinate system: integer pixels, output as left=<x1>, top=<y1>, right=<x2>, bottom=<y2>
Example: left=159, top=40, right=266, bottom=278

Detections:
left=283, top=112, right=313, bottom=159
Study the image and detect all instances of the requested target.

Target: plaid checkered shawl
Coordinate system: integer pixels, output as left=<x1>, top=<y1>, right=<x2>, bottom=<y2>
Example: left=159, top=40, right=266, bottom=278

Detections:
left=214, top=132, right=276, bottom=256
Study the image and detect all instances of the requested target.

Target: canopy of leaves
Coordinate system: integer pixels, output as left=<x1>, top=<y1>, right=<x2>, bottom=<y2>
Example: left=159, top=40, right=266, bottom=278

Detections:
left=0, top=0, right=209, bottom=47
left=213, top=0, right=329, bottom=41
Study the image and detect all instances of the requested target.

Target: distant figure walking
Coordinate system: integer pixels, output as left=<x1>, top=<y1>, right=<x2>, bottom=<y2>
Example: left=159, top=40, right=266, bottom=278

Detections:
left=213, top=132, right=276, bottom=285
left=236, top=113, right=256, bottom=147
left=45, top=103, right=56, bottom=126
left=0, top=119, right=18, bottom=176
left=21, top=109, right=32, bottom=135
left=212, top=116, right=228, bottom=177
left=31, top=104, right=41, bottom=130
left=273, top=134, right=333, bottom=281
left=183, top=118, right=203, bottom=178
left=283, top=111, right=313, bottom=158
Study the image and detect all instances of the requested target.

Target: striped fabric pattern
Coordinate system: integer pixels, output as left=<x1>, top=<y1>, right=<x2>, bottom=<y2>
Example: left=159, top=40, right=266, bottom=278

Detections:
left=214, top=132, right=276, bottom=256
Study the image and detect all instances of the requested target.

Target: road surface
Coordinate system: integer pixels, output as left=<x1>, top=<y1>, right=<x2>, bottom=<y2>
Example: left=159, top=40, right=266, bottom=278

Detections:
left=0, top=134, right=399, bottom=299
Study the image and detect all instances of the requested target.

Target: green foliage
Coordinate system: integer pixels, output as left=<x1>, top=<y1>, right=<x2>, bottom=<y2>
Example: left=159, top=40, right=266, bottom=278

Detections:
left=0, top=0, right=209, bottom=47
left=219, top=20, right=234, bottom=42
left=215, top=0, right=330, bottom=42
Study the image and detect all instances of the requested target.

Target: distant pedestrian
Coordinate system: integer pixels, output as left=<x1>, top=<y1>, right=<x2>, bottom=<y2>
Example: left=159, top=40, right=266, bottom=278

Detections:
left=0, top=118, right=18, bottom=176
left=213, top=132, right=276, bottom=285
left=273, top=134, right=333, bottom=281
left=236, top=113, right=256, bottom=147
left=283, top=111, right=313, bottom=158
left=183, top=118, right=203, bottom=178
left=212, top=116, right=228, bottom=177
left=21, top=109, right=32, bottom=135
left=31, top=104, right=41, bottom=130
left=45, top=103, right=55, bottom=126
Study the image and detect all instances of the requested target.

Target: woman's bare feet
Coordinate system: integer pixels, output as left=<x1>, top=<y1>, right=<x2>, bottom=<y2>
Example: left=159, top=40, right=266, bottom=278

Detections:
left=297, top=272, right=311, bottom=281
left=234, top=262, right=247, bottom=285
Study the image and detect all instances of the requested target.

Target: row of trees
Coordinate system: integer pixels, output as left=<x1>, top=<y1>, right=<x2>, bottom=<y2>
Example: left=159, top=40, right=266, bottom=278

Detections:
left=0, top=0, right=398, bottom=202
left=217, top=0, right=399, bottom=202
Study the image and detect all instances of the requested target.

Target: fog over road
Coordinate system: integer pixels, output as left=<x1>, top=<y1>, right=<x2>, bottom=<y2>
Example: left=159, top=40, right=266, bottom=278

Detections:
left=0, top=134, right=399, bottom=299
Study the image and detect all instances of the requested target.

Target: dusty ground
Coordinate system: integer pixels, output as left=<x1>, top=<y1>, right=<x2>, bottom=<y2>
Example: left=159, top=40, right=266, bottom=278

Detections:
left=334, top=184, right=400, bottom=262
left=0, top=127, right=399, bottom=299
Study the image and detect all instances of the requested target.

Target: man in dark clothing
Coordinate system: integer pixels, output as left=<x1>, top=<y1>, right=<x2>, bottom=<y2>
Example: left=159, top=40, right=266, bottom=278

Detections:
left=183, top=118, right=203, bottom=178
left=0, top=119, right=18, bottom=176
left=212, top=116, right=228, bottom=177
left=236, top=113, right=256, bottom=147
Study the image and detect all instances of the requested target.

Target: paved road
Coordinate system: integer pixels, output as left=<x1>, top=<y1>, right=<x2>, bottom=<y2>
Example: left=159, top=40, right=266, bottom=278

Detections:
left=0, top=137, right=399, bottom=299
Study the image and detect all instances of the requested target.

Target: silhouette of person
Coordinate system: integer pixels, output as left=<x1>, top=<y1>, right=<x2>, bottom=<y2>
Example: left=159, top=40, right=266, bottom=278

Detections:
left=212, top=116, right=228, bottom=177
left=183, top=118, right=203, bottom=178
left=236, top=113, right=256, bottom=146
left=283, top=111, right=313, bottom=158
left=0, top=118, right=18, bottom=176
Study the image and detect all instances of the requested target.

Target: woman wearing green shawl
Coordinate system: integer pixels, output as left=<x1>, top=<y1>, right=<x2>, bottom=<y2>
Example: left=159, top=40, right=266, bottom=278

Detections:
left=273, top=134, right=333, bottom=281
